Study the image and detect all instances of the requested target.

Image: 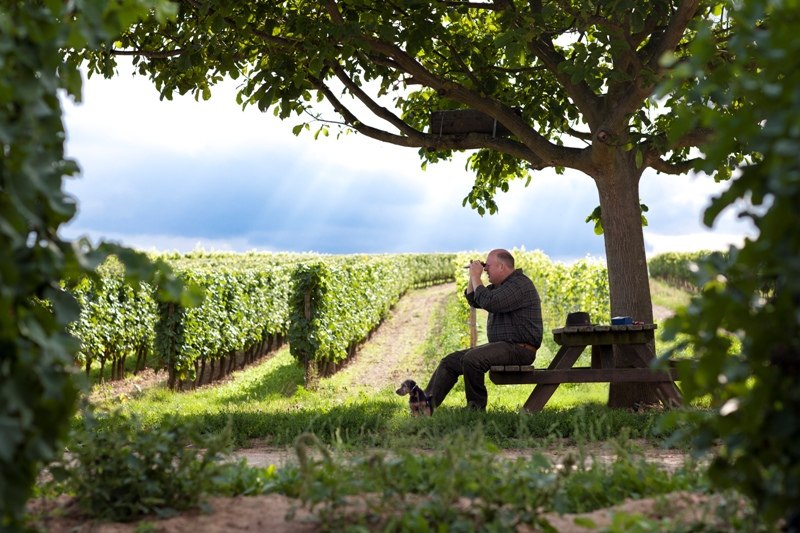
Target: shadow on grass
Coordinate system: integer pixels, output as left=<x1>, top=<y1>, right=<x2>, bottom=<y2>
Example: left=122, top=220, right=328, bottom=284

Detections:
left=170, top=399, right=401, bottom=447
left=125, top=398, right=671, bottom=449
left=395, top=402, right=667, bottom=447
left=220, top=358, right=306, bottom=404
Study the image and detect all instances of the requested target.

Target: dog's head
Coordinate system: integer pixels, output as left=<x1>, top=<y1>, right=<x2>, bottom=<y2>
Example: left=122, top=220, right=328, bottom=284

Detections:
left=395, top=379, right=417, bottom=396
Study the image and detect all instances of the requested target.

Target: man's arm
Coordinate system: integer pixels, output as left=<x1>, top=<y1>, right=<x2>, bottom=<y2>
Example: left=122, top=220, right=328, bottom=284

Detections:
left=472, top=273, right=529, bottom=313
left=465, top=260, right=483, bottom=308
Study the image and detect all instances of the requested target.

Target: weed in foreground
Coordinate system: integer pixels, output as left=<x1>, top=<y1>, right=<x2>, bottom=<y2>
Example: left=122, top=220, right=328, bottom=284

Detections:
left=278, top=430, right=723, bottom=532
left=42, top=406, right=269, bottom=523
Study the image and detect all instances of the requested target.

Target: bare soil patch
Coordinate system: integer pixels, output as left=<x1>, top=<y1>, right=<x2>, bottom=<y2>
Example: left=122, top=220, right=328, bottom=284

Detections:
left=89, top=368, right=167, bottom=404
left=652, top=304, right=674, bottom=321
left=31, top=488, right=729, bottom=532
left=231, top=438, right=690, bottom=473
left=28, top=494, right=317, bottom=533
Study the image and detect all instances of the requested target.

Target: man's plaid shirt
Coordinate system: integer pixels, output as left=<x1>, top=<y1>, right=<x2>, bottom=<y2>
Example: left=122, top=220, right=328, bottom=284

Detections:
left=465, top=268, right=543, bottom=347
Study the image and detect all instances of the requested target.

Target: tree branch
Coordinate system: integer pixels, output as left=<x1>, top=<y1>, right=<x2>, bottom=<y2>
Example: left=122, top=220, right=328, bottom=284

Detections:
left=310, top=75, right=548, bottom=167
left=566, top=128, right=593, bottom=142
left=643, top=127, right=715, bottom=155
left=671, top=127, right=715, bottom=149
left=606, top=0, right=701, bottom=128
left=528, top=37, right=602, bottom=129
left=330, top=64, right=421, bottom=137
left=630, top=6, right=669, bottom=50
left=323, top=0, right=570, bottom=165
left=644, top=0, right=701, bottom=69
left=367, top=37, right=569, bottom=160
left=647, top=156, right=701, bottom=175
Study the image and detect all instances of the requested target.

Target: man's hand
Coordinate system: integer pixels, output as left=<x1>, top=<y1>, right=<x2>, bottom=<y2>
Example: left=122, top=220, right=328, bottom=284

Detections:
left=469, top=260, right=485, bottom=290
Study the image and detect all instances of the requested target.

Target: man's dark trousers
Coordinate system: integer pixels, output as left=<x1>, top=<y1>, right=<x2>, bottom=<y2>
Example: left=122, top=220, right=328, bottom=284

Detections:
left=425, top=341, right=536, bottom=411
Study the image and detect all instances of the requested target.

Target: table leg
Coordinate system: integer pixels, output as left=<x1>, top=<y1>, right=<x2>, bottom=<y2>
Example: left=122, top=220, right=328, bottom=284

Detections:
left=521, top=345, right=586, bottom=412
left=591, top=345, right=614, bottom=369
left=629, top=344, right=683, bottom=406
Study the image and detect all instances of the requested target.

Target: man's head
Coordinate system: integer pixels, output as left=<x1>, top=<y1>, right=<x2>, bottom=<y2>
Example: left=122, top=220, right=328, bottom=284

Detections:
left=484, top=249, right=515, bottom=285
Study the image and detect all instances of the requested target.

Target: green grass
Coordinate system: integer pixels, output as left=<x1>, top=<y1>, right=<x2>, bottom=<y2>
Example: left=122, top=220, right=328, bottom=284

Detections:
left=63, top=282, right=767, bottom=531
left=650, top=278, right=693, bottom=312
left=96, top=288, right=685, bottom=449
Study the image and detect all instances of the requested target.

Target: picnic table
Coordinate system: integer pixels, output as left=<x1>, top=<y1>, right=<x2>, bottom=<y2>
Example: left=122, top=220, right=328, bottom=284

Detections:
left=489, top=324, right=682, bottom=412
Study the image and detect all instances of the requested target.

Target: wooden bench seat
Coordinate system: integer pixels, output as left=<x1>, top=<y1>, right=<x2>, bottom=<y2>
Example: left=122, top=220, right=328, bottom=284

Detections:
left=489, top=365, right=680, bottom=385
left=490, top=323, right=684, bottom=411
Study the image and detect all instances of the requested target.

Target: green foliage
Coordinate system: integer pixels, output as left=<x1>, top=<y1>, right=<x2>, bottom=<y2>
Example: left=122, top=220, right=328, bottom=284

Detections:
left=69, top=260, right=158, bottom=380
left=648, top=251, right=721, bottom=291
left=552, top=441, right=703, bottom=515
left=81, top=1, right=731, bottom=216
left=155, top=264, right=292, bottom=387
left=288, top=254, right=454, bottom=378
left=660, top=0, right=800, bottom=525
left=585, top=203, right=649, bottom=236
left=48, top=406, right=262, bottom=522
left=69, top=252, right=454, bottom=389
left=0, top=0, right=181, bottom=527
left=281, top=432, right=706, bottom=531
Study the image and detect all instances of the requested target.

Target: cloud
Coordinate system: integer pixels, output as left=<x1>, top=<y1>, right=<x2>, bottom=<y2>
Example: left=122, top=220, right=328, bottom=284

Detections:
left=61, top=61, right=755, bottom=262
left=59, top=228, right=264, bottom=255
left=644, top=231, right=750, bottom=256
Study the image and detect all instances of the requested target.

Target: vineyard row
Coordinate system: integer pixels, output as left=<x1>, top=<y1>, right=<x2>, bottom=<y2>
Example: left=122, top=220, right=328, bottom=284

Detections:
left=71, top=249, right=695, bottom=389
left=69, top=253, right=455, bottom=389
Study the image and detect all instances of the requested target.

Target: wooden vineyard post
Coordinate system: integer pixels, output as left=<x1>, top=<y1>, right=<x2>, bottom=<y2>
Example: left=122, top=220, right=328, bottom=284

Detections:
left=469, top=307, right=477, bottom=348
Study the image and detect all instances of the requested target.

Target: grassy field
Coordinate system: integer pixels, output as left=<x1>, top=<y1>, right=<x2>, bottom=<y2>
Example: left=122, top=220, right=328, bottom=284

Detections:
left=650, top=278, right=694, bottom=311
left=41, top=282, right=767, bottom=531
left=96, top=284, right=689, bottom=450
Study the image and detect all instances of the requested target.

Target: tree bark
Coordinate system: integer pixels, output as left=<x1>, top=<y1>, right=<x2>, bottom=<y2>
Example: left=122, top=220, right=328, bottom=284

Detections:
left=168, top=366, right=176, bottom=390
left=135, top=346, right=146, bottom=374
left=217, top=355, right=226, bottom=380
left=594, top=159, right=662, bottom=408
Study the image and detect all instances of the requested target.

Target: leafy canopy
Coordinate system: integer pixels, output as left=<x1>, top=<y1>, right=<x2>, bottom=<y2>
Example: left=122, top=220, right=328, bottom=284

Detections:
left=78, top=0, right=737, bottom=214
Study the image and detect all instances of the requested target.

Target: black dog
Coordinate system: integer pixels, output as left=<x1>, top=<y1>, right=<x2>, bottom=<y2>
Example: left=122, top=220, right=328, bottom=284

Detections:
left=395, top=379, right=434, bottom=416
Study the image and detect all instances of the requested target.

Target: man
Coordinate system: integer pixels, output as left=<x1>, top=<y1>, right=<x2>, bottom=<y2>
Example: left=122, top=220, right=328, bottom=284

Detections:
left=425, top=249, right=543, bottom=411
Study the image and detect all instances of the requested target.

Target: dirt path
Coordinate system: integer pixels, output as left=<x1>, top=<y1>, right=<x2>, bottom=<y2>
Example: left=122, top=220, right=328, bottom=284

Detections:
left=35, top=490, right=728, bottom=533
left=652, top=304, right=674, bottom=321
left=333, top=282, right=453, bottom=391
left=234, top=439, right=690, bottom=472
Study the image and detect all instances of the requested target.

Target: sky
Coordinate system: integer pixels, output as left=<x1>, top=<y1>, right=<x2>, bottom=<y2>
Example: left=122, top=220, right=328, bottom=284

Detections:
left=60, top=61, right=756, bottom=263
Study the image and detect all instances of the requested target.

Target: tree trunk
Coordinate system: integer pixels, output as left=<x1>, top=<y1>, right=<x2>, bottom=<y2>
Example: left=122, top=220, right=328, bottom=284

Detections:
left=135, top=346, right=146, bottom=374
left=594, top=160, right=661, bottom=408
left=199, top=357, right=206, bottom=386
left=117, top=355, right=127, bottom=380
left=217, top=355, right=226, bottom=380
